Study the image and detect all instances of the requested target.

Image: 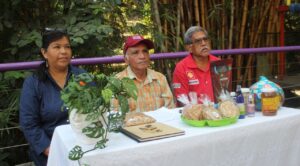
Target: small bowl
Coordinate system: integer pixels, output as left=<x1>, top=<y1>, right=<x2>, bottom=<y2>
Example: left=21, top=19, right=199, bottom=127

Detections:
left=181, top=116, right=206, bottom=127
left=206, top=116, right=238, bottom=127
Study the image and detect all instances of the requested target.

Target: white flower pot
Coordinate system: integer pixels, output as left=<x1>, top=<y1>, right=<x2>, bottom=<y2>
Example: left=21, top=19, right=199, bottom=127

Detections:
left=69, top=109, right=108, bottom=145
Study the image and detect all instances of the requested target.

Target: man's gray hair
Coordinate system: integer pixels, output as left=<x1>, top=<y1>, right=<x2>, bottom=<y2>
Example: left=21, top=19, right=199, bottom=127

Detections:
left=184, top=26, right=208, bottom=45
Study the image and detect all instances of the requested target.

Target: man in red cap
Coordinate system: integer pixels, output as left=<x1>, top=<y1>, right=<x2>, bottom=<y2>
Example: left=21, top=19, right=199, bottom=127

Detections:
left=116, top=35, right=175, bottom=112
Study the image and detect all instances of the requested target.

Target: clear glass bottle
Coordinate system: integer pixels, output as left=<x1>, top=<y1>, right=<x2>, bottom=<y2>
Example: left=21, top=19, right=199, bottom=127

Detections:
left=246, top=94, right=255, bottom=117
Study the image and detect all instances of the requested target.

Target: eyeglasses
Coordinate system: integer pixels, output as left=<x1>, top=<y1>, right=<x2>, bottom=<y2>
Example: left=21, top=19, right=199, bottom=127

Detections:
left=192, top=37, right=209, bottom=45
left=42, top=27, right=67, bottom=35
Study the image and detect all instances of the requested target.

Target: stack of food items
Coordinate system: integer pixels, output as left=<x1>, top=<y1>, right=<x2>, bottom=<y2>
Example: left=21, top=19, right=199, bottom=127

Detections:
left=123, top=112, right=156, bottom=127
left=179, top=91, right=239, bottom=127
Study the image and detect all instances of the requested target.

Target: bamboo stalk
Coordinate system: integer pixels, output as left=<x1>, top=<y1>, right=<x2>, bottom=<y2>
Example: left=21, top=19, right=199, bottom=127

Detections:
left=201, top=0, right=206, bottom=28
left=195, top=0, right=200, bottom=26
left=221, top=0, right=226, bottom=49
left=180, top=1, right=186, bottom=39
left=265, top=0, right=278, bottom=77
left=151, top=0, right=163, bottom=75
left=270, top=0, right=280, bottom=75
left=239, top=0, right=248, bottom=49
left=228, top=0, right=234, bottom=49
left=176, top=0, right=182, bottom=50
left=236, top=0, right=249, bottom=85
left=152, top=0, right=166, bottom=52
left=163, top=0, right=169, bottom=51
left=184, top=0, right=192, bottom=26
left=243, top=0, right=272, bottom=85
left=207, top=0, right=212, bottom=33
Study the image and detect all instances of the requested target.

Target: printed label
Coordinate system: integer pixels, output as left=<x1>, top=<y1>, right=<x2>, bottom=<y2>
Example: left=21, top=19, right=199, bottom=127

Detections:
left=262, top=97, right=279, bottom=112
left=172, top=83, right=181, bottom=89
left=237, top=103, right=246, bottom=115
left=188, top=79, right=199, bottom=85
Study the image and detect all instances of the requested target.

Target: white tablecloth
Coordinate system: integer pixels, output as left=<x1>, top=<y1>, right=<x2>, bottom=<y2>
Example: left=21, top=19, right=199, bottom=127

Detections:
left=47, top=107, right=300, bottom=166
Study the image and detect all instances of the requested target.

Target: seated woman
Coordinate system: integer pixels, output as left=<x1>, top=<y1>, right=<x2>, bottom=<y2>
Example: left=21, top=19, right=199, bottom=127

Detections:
left=19, top=28, right=85, bottom=166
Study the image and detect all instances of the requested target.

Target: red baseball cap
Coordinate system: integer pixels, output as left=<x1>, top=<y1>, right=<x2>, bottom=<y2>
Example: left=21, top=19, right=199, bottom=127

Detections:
left=123, top=35, right=154, bottom=54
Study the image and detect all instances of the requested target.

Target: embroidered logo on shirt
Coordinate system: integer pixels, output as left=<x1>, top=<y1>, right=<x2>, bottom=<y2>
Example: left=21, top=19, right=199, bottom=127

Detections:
left=172, top=83, right=181, bottom=89
left=186, top=71, right=196, bottom=79
left=188, top=79, right=199, bottom=85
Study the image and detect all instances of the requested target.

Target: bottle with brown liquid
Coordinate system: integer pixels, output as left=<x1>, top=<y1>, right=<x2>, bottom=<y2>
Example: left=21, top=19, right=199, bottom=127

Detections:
left=261, top=87, right=280, bottom=116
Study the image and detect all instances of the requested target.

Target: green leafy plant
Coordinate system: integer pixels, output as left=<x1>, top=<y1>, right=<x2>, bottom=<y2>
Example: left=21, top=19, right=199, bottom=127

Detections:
left=61, top=72, right=137, bottom=163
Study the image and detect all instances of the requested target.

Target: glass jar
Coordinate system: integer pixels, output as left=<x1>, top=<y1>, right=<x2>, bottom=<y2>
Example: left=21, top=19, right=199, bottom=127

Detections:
left=250, top=76, right=285, bottom=111
left=261, top=87, right=280, bottom=116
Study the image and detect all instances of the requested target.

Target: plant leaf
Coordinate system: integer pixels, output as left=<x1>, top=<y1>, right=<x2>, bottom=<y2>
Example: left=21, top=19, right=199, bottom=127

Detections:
left=107, top=77, right=122, bottom=93
left=101, top=89, right=113, bottom=104
left=121, top=77, right=138, bottom=100
left=69, top=145, right=83, bottom=160
left=82, top=122, right=105, bottom=138
left=117, top=95, right=129, bottom=116
left=95, top=139, right=107, bottom=149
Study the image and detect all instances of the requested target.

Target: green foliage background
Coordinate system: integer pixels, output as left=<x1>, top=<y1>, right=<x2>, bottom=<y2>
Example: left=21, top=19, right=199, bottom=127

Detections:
left=0, top=0, right=152, bottom=165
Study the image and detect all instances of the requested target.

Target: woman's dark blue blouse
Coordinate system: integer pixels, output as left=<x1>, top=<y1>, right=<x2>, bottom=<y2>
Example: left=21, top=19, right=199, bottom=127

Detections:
left=19, top=65, right=85, bottom=165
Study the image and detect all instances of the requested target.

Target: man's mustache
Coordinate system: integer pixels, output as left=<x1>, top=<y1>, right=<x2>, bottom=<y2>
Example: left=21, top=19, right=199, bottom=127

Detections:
left=200, top=46, right=209, bottom=52
left=137, top=61, right=149, bottom=64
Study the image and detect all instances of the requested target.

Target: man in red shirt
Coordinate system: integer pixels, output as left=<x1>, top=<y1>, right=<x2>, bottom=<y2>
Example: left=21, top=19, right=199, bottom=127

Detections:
left=172, top=26, right=220, bottom=104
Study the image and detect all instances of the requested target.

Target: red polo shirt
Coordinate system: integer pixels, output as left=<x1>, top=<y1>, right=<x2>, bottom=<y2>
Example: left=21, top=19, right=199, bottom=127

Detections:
left=172, top=53, right=220, bottom=103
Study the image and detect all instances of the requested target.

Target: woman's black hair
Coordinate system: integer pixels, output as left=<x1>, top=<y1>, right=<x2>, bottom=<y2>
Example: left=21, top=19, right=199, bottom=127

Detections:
left=35, top=28, right=70, bottom=81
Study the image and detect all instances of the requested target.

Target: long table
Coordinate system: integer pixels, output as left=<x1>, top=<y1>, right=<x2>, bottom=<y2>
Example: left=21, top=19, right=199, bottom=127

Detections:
left=47, top=107, right=300, bottom=166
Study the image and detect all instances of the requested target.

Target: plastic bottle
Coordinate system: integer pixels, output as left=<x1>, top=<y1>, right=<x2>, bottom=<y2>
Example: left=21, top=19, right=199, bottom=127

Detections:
left=236, top=85, right=245, bottom=119
left=230, top=92, right=236, bottom=103
left=246, top=94, right=255, bottom=117
left=241, top=88, right=250, bottom=105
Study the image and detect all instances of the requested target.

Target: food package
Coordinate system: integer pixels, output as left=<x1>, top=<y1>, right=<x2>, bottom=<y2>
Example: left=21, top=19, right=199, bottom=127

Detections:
left=182, top=104, right=204, bottom=120
left=210, top=59, right=233, bottom=102
left=198, top=94, right=221, bottom=120
left=177, top=94, right=190, bottom=106
left=202, top=105, right=222, bottom=120
left=123, top=112, right=156, bottom=127
left=177, top=92, right=199, bottom=106
left=218, top=89, right=239, bottom=118
left=219, top=100, right=239, bottom=118
left=250, top=76, right=285, bottom=111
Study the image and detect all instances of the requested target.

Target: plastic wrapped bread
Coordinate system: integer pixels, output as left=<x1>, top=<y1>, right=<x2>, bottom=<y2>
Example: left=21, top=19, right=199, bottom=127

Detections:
left=202, top=105, right=222, bottom=120
left=123, top=112, right=156, bottom=127
left=219, top=100, right=240, bottom=118
left=182, top=104, right=204, bottom=120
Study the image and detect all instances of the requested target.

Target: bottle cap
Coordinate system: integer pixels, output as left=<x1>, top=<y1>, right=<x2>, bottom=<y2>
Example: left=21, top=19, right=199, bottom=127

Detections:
left=230, top=92, right=236, bottom=97
left=241, top=88, right=250, bottom=93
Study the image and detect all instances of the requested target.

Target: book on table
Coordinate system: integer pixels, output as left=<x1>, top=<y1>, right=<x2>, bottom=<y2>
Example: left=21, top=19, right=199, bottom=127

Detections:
left=121, top=122, right=185, bottom=142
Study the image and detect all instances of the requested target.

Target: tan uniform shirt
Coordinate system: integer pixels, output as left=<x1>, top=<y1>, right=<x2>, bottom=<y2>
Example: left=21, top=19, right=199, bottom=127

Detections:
left=116, top=66, right=175, bottom=112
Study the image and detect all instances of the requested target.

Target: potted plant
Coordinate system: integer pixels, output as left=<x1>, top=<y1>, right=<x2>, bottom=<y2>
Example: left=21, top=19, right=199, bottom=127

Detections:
left=60, top=72, right=137, bottom=161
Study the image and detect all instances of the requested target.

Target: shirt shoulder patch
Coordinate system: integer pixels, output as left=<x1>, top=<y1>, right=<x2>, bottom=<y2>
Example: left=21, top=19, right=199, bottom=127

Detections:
left=172, top=83, right=181, bottom=89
